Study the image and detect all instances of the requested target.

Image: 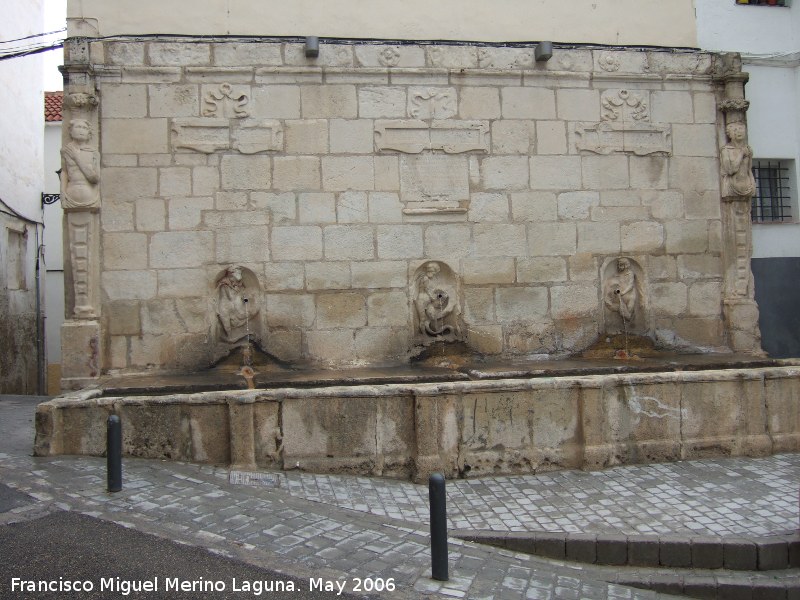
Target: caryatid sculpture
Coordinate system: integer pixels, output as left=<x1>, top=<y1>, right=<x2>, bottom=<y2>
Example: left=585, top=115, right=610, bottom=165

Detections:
left=61, top=118, right=100, bottom=209
left=720, top=121, right=756, bottom=199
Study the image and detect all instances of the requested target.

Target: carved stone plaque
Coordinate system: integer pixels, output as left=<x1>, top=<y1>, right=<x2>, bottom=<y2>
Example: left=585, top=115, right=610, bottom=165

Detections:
left=375, top=120, right=489, bottom=154
left=172, top=118, right=283, bottom=154
left=575, top=121, right=672, bottom=156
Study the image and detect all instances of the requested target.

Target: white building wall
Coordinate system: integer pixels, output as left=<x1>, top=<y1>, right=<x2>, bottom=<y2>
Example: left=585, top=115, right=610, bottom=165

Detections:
left=44, top=122, right=64, bottom=373
left=696, top=0, right=800, bottom=259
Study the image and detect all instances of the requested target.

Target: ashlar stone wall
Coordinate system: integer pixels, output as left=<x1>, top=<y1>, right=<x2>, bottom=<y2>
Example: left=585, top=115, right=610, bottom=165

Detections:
left=61, top=39, right=761, bottom=381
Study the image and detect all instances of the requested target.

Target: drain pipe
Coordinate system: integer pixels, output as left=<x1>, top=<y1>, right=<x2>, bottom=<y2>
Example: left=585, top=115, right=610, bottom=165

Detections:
left=35, top=222, right=46, bottom=396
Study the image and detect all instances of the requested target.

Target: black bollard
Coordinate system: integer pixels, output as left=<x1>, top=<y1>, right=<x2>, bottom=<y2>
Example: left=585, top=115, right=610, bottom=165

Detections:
left=429, top=472, right=448, bottom=581
left=107, top=415, right=122, bottom=493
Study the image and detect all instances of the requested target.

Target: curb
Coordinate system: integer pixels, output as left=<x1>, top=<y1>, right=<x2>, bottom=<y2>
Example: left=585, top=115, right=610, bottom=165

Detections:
left=453, top=530, right=800, bottom=571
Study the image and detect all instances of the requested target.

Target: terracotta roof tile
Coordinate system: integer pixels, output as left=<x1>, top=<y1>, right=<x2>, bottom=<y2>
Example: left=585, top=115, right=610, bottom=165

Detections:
left=45, top=91, right=63, bottom=122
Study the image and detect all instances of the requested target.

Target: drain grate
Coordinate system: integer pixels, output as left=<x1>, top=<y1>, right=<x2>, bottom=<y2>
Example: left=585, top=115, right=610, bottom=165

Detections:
left=228, top=470, right=282, bottom=488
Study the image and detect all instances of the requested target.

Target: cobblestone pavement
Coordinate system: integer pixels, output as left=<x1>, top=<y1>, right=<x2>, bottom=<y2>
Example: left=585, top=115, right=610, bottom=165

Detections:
left=1, top=396, right=798, bottom=599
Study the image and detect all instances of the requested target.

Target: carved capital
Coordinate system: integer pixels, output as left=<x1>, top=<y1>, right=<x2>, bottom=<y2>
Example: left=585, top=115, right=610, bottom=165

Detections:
left=719, top=98, right=750, bottom=114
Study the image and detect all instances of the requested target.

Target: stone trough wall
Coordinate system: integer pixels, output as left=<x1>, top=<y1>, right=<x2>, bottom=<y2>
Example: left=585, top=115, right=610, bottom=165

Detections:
left=34, top=365, right=800, bottom=481
left=58, top=39, right=764, bottom=387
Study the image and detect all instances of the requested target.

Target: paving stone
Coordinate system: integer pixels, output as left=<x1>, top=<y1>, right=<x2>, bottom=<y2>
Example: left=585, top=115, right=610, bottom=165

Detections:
left=690, top=535, right=724, bottom=569
left=566, top=533, right=597, bottom=564
left=659, top=536, right=693, bottom=567
left=627, top=536, right=660, bottom=567
left=757, top=538, right=790, bottom=570
left=725, top=538, right=759, bottom=571
left=597, top=535, right=628, bottom=566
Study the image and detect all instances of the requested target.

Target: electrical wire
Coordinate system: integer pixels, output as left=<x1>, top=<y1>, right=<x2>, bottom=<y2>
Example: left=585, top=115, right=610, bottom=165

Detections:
left=0, top=28, right=66, bottom=44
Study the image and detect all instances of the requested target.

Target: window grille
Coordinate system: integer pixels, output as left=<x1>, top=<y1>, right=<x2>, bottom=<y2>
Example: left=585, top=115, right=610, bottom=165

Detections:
left=736, top=0, right=790, bottom=6
left=751, top=160, right=793, bottom=222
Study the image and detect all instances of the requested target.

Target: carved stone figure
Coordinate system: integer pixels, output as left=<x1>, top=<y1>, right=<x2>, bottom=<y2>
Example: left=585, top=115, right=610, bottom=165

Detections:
left=61, top=119, right=100, bottom=209
left=413, top=261, right=462, bottom=341
left=216, top=266, right=260, bottom=343
left=720, top=121, right=756, bottom=199
left=603, top=257, right=646, bottom=335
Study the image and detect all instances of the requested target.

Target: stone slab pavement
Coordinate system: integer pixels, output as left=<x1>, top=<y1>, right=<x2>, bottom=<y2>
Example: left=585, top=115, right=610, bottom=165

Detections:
left=1, top=395, right=799, bottom=599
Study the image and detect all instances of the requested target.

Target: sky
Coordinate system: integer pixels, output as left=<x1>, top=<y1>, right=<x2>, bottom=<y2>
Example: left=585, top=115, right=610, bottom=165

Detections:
left=43, top=0, right=67, bottom=91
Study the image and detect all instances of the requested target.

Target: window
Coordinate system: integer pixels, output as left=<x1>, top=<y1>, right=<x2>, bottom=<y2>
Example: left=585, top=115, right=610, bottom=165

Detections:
left=736, top=0, right=791, bottom=5
left=751, top=160, right=795, bottom=223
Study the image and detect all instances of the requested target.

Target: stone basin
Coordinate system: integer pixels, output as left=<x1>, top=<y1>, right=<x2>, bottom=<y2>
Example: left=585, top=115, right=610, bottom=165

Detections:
left=34, top=352, right=800, bottom=482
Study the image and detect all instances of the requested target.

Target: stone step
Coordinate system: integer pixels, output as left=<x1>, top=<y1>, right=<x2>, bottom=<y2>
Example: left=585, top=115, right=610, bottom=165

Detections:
left=454, top=530, right=800, bottom=571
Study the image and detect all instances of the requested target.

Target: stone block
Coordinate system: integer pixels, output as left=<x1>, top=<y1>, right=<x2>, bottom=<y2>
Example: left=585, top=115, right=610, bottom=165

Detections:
left=517, top=257, right=567, bottom=283
left=251, top=85, right=301, bottom=119
left=336, top=192, right=369, bottom=223
left=628, top=536, right=660, bottom=567
left=421, top=224, right=469, bottom=259
left=203, top=209, right=268, bottom=228
left=672, top=124, right=718, bottom=157
left=316, top=292, right=366, bottom=328
left=621, top=222, right=664, bottom=253
left=682, top=577, right=718, bottom=600
left=301, top=85, right=357, bottom=118
left=322, top=157, right=375, bottom=191
left=374, top=157, right=399, bottom=191
left=693, top=92, right=717, bottom=124
left=659, top=537, right=692, bottom=567
left=215, top=226, right=270, bottom=263
left=149, top=84, right=199, bottom=117
left=426, top=45, right=479, bottom=69
left=678, top=255, right=722, bottom=280
left=376, top=225, right=423, bottom=259
left=192, top=166, right=220, bottom=196
left=132, top=198, right=177, bottom=236
left=495, top=287, right=548, bottom=321
left=121, top=66, right=182, bottom=84
left=467, top=325, right=503, bottom=353
left=354, top=45, right=425, bottom=68
left=266, top=294, right=315, bottom=327
left=577, top=222, right=621, bottom=254
left=149, top=231, right=213, bottom=268
left=558, top=191, right=600, bottom=220
left=284, top=119, right=328, bottom=154
left=501, top=87, right=556, bottom=119
left=358, top=86, right=406, bottom=118
left=148, top=42, right=210, bottom=66
left=168, top=197, right=213, bottom=230
left=159, top=167, right=192, bottom=197
left=568, top=253, right=599, bottom=282
left=463, top=288, right=494, bottom=323
left=271, top=226, right=323, bottom=261
left=582, top=155, right=629, bottom=190
left=60, top=320, right=102, bottom=380
left=102, top=84, right=147, bottom=118
left=142, top=298, right=206, bottom=335
left=557, top=88, right=600, bottom=121
left=350, top=261, right=406, bottom=289
left=369, top=192, right=403, bottom=223
left=102, top=270, right=157, bottom=300
left=468, top=193, right=509, bottom=222
left=273, top=157, right=321, bottom=192
left=688, top=281, right=723, bottom=317
left=221, top=155, right=271, bottom=191
left=355, top=327, right=409, bottom=361
left=668, top=157, right=720, bottom=193
left=528, top=222, right=576, bottom=256
left=251, top=192, right=295, bottom=224
left=690, top=536, right=724, bottom=569
left=106, top=42, right=144, bottom=66
left=103, top=232, right=148, bottom=270
left=724, top=538, right=758, bottom=571
left=156, top=268, right=208, bottom=298
left=596, top=535, right=628, bottom=566
left=473, top=224, right=527, bottom=257
left=550, top=285, right=598, bottom=319
left=480, top=157, right=529, bottom=191
left=511, top=192, right=557, bottom=222
left=592, top=206, right=650, bottom=222
left=533, top=532, right=566, bottom=559
left=650, top=283, right=688, bottom=316
left=400, top=155, right=469, bottom=204
left=651, top=90, right=694, bottom=124
left=462, top=258, right=516, bottom=285
left=108, top=301, right=141, bottom=335
left=536, top=121, right=567, bottom=155
left=566, top=534, right=597, bottom=564
left=264, top=263, right=304, bottom=291
left=459, top=87, right=501, bottom=119
left=646, top=190, right=685, bottom=220
left=214, top=43, right=282, bottom=66
left=102, top=119, right=169, bottom=154
left=305, top=262, right=350, bottom=290
left=684, top=190, right=721, bottom=220
left=530, top=156, right=582, bottom=190
left=329, top=119, right=374, bottom=154
left=324, top=225, right=375, bottom=260
left=665, top=221, right=709, bottom=253
left=630, top=156, right=668, bottom=190
left=491, top=120, right=536, bottom=155
left=306, top=330, right=357, bottom=364
left=367, top=291, right=409, bottom=327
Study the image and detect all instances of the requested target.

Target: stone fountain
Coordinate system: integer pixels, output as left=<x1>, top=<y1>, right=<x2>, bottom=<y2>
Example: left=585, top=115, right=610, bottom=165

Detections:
left=35, top=40, right=800, bottom=481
